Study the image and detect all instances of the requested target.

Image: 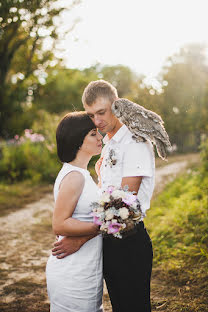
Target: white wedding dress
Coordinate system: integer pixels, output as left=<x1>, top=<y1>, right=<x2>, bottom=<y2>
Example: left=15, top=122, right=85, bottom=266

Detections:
left=46, top=163, right=103, bottom=312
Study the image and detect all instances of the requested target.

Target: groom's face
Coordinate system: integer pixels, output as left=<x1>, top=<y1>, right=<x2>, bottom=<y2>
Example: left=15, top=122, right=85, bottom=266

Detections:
left=84, top=97, right=118, bottom=134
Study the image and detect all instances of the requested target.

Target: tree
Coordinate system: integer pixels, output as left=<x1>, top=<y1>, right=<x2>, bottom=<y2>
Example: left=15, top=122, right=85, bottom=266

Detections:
left=33, top=65, right=98, bottom=113
left=158, top=44, right=208, bottom=152
left=0, top=0, right=80, bottom=138
left=100, top=65, right=138, bottom=98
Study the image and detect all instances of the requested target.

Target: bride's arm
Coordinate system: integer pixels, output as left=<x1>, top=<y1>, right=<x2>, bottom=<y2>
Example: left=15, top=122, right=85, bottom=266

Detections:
left=52, top=171, right=99, bottom=237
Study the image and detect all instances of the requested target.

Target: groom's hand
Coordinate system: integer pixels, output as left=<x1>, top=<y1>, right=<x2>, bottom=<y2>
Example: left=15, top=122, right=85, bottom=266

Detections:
left=95, top=157, right=103, bottom=187
left=95, top=157, right=103, bottom=175
left=52, top=235, right=94, bottom=259
left=52, top=236, right=83, bottom=258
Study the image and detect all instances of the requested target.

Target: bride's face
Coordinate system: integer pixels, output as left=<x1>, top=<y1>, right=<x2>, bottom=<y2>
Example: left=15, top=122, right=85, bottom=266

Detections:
left=79, top=128, right=103, bottom=156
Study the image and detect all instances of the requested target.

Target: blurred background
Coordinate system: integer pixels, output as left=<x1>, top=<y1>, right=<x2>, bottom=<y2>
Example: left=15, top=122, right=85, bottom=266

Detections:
left=0, top=1, right=208, bottom=311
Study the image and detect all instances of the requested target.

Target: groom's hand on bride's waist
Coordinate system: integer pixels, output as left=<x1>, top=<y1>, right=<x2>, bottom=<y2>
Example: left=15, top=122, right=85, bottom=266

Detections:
left=52, top=235, right=95, bottom=259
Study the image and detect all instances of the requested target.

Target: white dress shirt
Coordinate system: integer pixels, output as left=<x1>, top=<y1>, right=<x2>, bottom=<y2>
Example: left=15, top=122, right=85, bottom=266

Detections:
left=99, top=124, right=155, bottom=215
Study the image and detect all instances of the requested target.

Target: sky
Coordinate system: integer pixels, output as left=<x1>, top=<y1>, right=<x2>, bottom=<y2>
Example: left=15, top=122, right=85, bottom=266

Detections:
left=56, top=0, right=208, bottom=78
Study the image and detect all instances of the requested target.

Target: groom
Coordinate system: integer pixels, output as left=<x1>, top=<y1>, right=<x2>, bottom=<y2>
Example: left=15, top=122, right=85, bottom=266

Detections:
left=52, top=80, right=155, bottom=311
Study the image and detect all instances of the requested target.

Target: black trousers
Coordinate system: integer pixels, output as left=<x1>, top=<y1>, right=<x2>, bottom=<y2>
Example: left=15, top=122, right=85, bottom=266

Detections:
left=103, top=221, right=153, bottom=312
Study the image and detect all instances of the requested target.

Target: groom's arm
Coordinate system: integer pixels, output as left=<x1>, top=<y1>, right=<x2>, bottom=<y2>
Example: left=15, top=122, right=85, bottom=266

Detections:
left=121, top=176, right=142, bottom=193
left=121, top=141, right=154, bottom=194
left=52, top=234, right=96, bottom=259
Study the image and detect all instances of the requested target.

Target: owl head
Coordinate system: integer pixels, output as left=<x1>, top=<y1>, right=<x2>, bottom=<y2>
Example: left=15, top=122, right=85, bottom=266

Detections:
left=111, top=99, right=123, bottom=118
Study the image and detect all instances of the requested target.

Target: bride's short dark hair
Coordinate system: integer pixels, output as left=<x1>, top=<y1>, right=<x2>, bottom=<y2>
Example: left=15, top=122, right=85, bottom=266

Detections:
left=56, top=112, right=96, bottom=162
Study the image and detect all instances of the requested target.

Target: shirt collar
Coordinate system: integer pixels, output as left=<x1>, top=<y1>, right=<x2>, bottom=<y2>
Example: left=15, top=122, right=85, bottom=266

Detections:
left=103, top=124, right=128, bottom=144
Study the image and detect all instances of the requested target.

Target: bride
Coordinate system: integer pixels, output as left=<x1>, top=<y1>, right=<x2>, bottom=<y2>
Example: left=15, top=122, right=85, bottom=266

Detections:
left=46, top=112, right=103, bottom=312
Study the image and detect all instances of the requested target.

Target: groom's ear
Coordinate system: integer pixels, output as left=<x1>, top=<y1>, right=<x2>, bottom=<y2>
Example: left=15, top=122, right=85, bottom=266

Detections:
left=112, top=97, right=119, bottom=104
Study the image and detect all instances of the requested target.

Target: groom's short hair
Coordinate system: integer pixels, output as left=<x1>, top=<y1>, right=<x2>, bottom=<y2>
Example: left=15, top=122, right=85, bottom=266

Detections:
left=82, top=80, right=118, bottom=106
left=56, top=112, right=96, bottom=162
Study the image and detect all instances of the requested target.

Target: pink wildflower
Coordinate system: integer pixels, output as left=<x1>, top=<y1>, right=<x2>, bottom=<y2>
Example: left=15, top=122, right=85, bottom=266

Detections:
left=106, top=186, right=115, bottom=194
left=108, top=221, right=122, bottom=234
left=93, top=215, right=102, bottom=226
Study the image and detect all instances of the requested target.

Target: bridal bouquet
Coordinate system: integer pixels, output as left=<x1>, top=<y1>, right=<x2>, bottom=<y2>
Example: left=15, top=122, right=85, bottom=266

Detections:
left=91, top=186, right=144, bottom=239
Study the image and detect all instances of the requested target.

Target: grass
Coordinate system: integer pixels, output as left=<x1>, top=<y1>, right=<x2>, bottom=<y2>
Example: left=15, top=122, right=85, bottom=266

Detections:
left=146, top=165, right=208, bottom=311
left=0, top=181, right=53, bottom=217
left=0, top=279, right=49, bottom=312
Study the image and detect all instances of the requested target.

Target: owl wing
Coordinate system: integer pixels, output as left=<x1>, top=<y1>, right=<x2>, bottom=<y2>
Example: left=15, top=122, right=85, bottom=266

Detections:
left=116, top=98, right=172, bottom=160
left=118, top=98, right=163, bottom=123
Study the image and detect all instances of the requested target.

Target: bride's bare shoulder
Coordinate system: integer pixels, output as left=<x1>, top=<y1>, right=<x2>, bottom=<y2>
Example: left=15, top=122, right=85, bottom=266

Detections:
left=60, top=171, right=85, bottom=193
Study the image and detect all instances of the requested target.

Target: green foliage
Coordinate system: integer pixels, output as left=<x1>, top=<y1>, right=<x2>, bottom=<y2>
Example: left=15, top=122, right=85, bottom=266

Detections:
left=159, top=44, right=208, bottom=152
left=0, top=138, right=60, bottom=183
left=100, top=65, right=138, bottom=98
left=0, top=0, right=79, bottom=137
left=32, top=109, right=59, bottom=147
left=145, top=142, right=208, bottom=310
left=0, top=111, right=61, bottom=183
left=146, top=141, right=208, bottom=269
left=34, top=66, right=98, bottom=113
left=199, top=138, right=208, bottom=178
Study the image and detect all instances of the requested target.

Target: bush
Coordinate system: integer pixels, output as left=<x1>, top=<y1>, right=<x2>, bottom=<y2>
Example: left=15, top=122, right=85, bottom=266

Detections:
left=199, top=137, right=208, bottom=178
left=146, top=139, right=208, bottom=267
left=0, top=111, right=62, bottom=183
left=0, top=134, right=60, bottom=183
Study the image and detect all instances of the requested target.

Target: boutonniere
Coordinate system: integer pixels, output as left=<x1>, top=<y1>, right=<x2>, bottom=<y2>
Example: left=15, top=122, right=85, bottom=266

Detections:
left=106, top=149, right=117, bottom=168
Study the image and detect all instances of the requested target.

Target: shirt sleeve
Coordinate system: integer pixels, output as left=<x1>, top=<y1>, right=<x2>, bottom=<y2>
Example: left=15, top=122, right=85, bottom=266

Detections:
left=122, top=141, right=154, bottom=178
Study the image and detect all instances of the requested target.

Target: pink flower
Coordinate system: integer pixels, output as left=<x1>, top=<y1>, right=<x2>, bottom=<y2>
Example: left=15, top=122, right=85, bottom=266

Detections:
left=106, top=186, right=115, bottom=194
left=23, top=129, right=45, bottom=142
left=30, top=133, right=45, bottom=142
left=24, top=129, right=33, bottom=138
left=93, top=215, right=102, bottom=226
left=108, top=221, right=122, bottom=234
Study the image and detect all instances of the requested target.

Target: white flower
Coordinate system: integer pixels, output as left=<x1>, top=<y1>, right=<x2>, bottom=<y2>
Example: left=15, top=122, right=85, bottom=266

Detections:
left=111, top=219, right=118, bottom=223
left=119, top=207, right=129, bottom=220
left=111, top=190, right=126, bottom=199
left=105, top=209, right=114, bottom=220
left=97, top=207, right=104, bottom=213
left=131, top=201, right=138, bottom=210
left=100, top=223, right=108, bottom=231
left=100, top=193, right=111, bottom=204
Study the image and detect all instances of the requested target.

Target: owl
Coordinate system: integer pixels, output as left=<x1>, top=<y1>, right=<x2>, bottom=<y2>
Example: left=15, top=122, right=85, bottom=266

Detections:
left=111, top=98, right=172, bottom=160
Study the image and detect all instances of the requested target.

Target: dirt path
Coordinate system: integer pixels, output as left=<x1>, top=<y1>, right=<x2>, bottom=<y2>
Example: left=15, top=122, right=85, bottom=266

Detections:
left=0, top=155, right=199, bottom=311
